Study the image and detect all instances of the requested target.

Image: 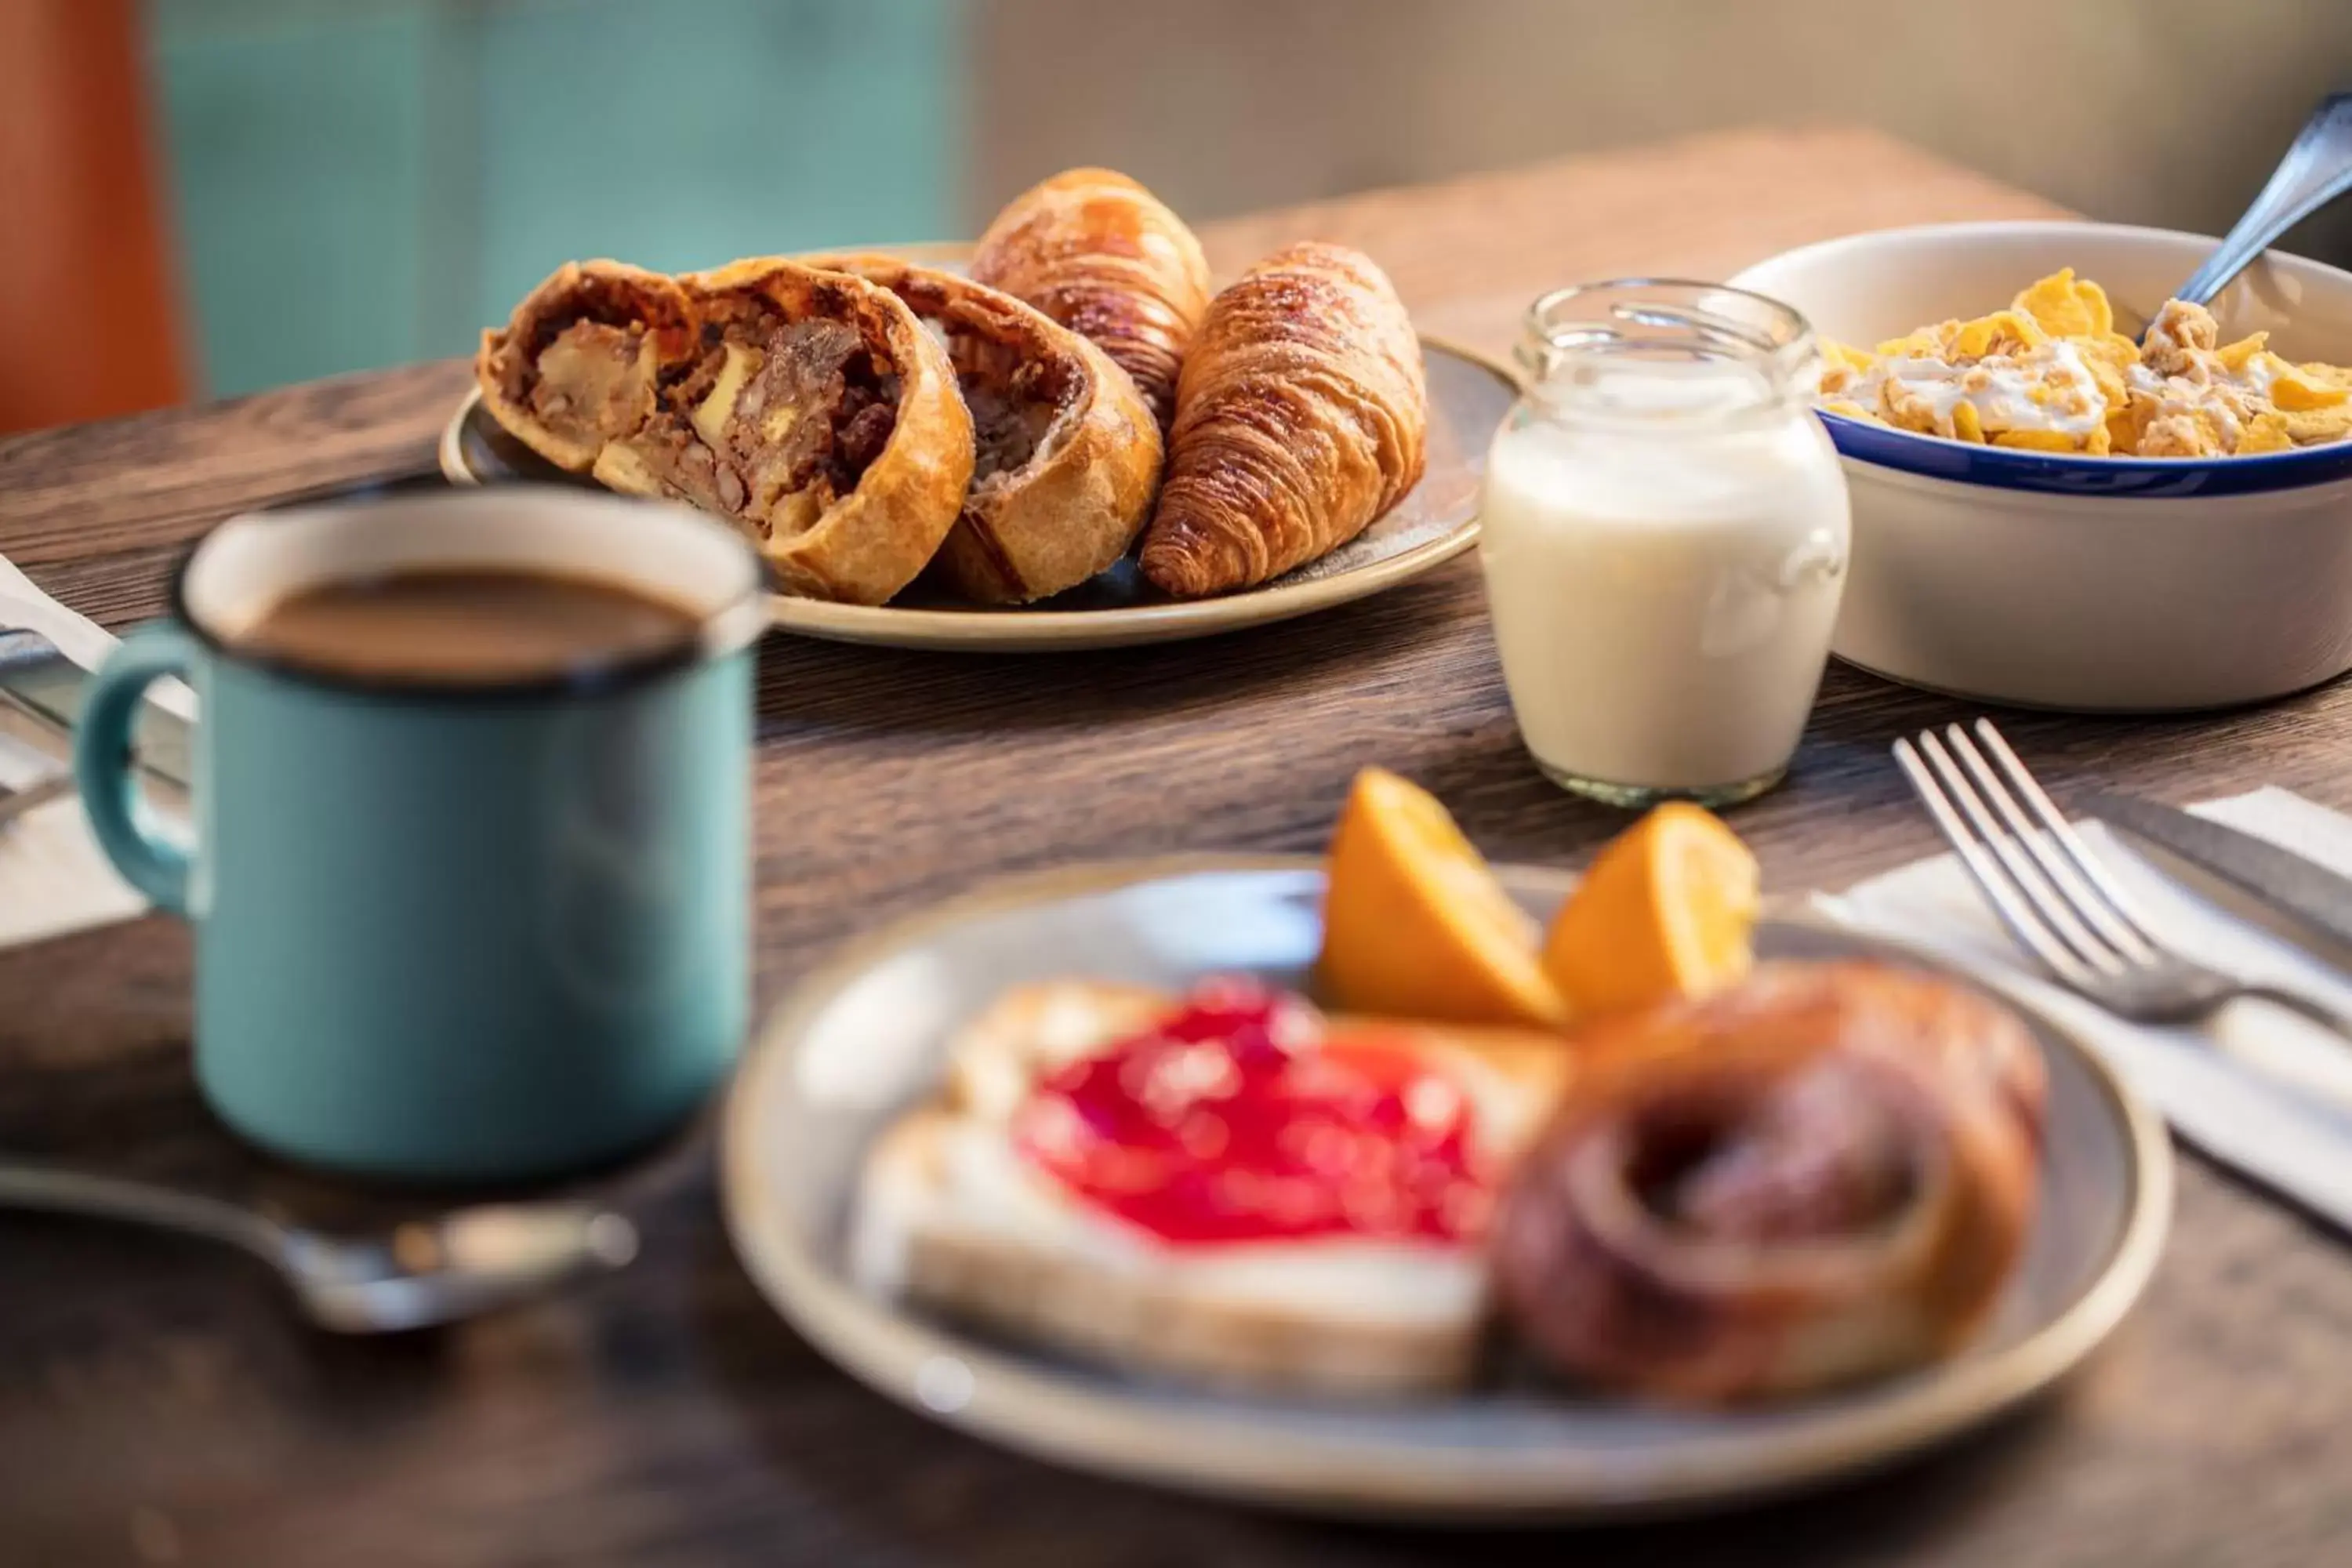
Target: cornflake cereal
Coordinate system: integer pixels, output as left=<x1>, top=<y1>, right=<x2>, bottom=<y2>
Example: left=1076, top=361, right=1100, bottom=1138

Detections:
left=1817, top=269, right=2352, bottom=457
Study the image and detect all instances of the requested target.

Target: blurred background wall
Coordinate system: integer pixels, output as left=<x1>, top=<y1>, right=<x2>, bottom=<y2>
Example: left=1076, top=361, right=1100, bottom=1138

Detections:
left=7, top=0, right=2350, bottom=420
left=969, top=0, right=2352, bottom=243
left=146, top=0, right=960, bottom=401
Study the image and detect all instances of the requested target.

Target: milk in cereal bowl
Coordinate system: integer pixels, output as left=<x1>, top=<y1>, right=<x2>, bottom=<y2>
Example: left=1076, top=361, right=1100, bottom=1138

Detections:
left=1733, top=220, right=2352, bottom=712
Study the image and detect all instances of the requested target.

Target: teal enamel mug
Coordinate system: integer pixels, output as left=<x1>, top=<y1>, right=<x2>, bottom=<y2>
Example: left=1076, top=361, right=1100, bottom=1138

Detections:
left=73, top=491, right=763, bottom=1181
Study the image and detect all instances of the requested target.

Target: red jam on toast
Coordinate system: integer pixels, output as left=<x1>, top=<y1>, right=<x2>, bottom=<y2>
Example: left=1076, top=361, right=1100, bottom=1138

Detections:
left=1011, top=981, right=1493, bottom=1245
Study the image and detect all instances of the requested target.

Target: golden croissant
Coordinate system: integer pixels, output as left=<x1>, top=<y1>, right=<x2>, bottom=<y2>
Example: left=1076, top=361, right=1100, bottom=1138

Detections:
left=969, top=167, right=1211, bottom=434
left=1494, top=962, right=2045, bottom=1403
left=1139, top=242, right=1428, bottom=598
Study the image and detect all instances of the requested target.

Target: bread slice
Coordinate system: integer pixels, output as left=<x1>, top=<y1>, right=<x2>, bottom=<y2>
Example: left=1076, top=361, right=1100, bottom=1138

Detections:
left=850, top=981, right=1570, bottom=1398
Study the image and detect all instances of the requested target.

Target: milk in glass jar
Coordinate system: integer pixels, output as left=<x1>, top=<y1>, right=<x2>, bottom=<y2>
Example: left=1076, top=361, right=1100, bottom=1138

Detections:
left=1478, top=281, right=1850, bottom=807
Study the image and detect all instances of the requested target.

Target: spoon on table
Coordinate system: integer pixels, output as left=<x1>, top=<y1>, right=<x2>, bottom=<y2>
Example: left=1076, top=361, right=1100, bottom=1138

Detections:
left=2127, top=91, right=2352, bottom=343
left=0, top=1161, right=639, bottom=1331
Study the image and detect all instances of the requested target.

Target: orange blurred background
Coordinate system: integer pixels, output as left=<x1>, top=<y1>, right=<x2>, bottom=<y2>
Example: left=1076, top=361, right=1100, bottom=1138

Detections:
left=0, top=0, right=188, bottom=429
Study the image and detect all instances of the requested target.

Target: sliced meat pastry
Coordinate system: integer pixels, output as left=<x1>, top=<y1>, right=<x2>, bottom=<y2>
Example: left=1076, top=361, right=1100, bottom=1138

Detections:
left=804, top=253, right=1161, bottom=603
left=969, top=167, right=1213, bottom=436
left=477, top=256, right=972, bottom=605
left=475, top=260, right=697, bottom=474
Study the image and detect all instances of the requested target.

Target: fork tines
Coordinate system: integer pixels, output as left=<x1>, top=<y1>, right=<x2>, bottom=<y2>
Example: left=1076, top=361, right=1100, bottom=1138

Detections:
left=1893, top=720, right=2166, bottom=986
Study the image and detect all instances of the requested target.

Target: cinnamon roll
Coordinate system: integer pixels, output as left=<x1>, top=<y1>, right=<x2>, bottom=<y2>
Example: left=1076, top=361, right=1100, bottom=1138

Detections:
left=1494, top=962, right=2045, bottom=1403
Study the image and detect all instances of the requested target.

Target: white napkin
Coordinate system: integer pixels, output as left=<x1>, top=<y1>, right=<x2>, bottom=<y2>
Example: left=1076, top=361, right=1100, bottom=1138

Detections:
left=0, top=549, right=196, bottom=946
left=0, top=726, right=144, bottom=949
left=1819, top=786, right=2352, bottom=1228
left=0, top=567, right=196, bottom=723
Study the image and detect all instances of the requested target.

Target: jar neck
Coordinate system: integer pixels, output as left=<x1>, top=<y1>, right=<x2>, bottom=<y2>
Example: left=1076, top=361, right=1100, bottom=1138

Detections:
left=1517, top=280, right=1818, bottom=430
left=1523, top=345, right=1809, bottom=432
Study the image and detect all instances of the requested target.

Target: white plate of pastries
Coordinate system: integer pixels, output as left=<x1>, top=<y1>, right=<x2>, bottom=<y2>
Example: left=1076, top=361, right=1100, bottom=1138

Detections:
left=448, top=169, right=1515, bottom=651
left=719, top=778, right=2172, bottom=1520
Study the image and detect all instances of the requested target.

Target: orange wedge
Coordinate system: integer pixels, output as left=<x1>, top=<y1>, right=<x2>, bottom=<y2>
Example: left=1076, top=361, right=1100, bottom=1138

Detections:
left=1541, top=804, right=1759, bottom=1014
left=1317, top=769, right=1568, bottom=1028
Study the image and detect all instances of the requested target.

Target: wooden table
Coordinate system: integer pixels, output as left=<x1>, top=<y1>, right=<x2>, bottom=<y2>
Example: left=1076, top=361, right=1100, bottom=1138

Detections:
left=1, top=127, right=2344, bottom=1568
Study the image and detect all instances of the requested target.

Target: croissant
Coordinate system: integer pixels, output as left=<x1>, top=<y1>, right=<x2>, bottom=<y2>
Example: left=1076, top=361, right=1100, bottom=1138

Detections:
left=1494, top=962, right=2045, bottom=1404
left=477, top=256, right=973, bottom=606
left=801, top=254, right=1162, bottom=603
left=968, top=168, right=1211, bottom=433
left=1139, top=243, right=1428, bottom=598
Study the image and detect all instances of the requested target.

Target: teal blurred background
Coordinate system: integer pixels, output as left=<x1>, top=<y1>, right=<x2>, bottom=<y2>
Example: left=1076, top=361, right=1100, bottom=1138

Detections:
left=153, top=0, right=962, bottom=397
left=124, top=0, right=2352, bottom=406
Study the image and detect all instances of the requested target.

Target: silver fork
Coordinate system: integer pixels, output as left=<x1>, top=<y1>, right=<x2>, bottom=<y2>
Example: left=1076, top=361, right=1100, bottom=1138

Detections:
left=1894, top=718, right=2352, bottom=1039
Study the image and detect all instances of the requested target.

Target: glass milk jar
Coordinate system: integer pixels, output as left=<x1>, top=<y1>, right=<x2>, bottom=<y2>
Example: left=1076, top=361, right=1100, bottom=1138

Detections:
left=1478, top=281, right=1850, bottom=808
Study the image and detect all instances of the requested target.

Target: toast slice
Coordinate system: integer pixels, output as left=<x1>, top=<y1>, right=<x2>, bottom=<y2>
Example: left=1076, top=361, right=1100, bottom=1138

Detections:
left=850, top=981, right=1570, bottom=1398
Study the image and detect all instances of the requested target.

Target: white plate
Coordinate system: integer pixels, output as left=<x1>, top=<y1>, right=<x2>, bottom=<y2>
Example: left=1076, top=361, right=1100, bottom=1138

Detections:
left=720, top=858, right=2172, bottom=1522
left=445, top=246, right=1514, bottom=652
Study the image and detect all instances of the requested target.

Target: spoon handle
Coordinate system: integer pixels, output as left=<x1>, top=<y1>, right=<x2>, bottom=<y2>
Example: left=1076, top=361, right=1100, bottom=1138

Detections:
left=2176, top=93, right=2352, bottom=308
left=0, top=1163, right=288, bottom=1261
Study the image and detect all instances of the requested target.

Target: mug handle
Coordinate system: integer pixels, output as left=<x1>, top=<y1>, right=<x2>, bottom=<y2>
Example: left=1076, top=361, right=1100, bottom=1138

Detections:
left=73, top=623, right=196, bottom=915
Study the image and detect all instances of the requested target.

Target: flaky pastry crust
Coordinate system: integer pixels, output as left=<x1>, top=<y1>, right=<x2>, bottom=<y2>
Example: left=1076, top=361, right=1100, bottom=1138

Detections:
left=477, top=256, right=972, bottom=605
left=804, top=254, right=1162, bottom=604
left=969, top=167, right=1211, bottom=434
left=475, top=260, right=697, bottom=474
left=1139, top=242, right=1427, bottom=598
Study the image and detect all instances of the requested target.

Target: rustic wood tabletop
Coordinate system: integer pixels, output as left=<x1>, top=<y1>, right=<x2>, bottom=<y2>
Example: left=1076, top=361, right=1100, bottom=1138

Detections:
left=0, top=126, right=2344, bottom=1568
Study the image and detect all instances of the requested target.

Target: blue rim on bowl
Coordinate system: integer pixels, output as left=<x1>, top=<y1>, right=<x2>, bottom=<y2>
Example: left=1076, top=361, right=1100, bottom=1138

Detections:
left=1817, top=409, right=2352, bottom=497
left=1730, top=220, right=2352, bottom=498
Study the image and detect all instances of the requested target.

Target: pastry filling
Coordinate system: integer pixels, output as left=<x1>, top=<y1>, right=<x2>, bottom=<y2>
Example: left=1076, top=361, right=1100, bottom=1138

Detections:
left=1624, top=1062, right=1920, bottom=1243
left=499, top=274, right=686, bottom=455
left=642, top=305, right=901, bottom=539
left=875, top=271, right=1073, bottom=495
left=955, top=336, right=1069, bottom=492
left=1011, top=980, right=1493, bottom=1246
left=514, top=291, right=901, bottom=540
left=526, top=321, right=653, bottom=441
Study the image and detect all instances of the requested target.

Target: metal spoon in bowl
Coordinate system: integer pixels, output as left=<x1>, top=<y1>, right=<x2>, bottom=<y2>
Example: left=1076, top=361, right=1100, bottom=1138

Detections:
left=2129, top=92, right=2352, bottom=343
left=0, top=1161, right=639, bottom=1331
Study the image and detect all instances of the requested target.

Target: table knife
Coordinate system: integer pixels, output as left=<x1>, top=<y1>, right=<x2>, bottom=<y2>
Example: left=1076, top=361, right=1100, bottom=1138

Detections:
left=0, top=630, right=192, bottom=788
left=2081, top=791, right=2352, bottom=953
left=1, top=472, right=448, bottom=793
left=0, top=588, right=196, bottom=724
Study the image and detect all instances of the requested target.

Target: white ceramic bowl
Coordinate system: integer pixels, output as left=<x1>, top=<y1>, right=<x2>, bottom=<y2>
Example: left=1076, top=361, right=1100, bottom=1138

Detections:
left=1730, top=222, right=2352, bottom=711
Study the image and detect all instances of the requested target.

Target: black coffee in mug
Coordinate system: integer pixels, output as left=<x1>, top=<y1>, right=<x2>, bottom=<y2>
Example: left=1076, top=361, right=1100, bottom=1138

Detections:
left=236, top=568, right=701, bottom=686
